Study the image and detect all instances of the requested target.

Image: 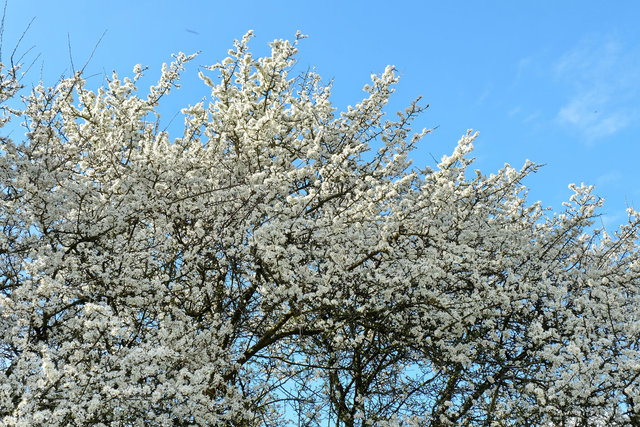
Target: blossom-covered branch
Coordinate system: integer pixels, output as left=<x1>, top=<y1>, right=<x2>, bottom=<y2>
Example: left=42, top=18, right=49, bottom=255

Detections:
left=1, top=32, right=639, bottom=426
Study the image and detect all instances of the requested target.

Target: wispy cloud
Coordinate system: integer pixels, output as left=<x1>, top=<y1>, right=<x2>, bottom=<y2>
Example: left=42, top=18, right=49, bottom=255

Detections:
left=595, top=170, right=622, bottom=187
left=557, top=92, right=630, bottom=140
left=475, top=85, right=492, bottom=105
left=522, top=111, right=540, bottom=124
left=554, top=36, right=640, bottom=142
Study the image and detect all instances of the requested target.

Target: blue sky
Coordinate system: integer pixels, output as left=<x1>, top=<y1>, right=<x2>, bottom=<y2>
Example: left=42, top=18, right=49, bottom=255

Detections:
left=4, top=1, right=640, bottom=228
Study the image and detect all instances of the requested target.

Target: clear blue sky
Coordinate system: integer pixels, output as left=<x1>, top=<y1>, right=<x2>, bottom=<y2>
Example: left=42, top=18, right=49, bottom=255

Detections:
left=4, top=1, right=640, bottom=228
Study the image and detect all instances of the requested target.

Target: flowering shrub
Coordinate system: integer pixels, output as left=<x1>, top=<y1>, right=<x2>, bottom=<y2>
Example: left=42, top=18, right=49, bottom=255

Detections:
left=1, top=32, right=639, bottom=426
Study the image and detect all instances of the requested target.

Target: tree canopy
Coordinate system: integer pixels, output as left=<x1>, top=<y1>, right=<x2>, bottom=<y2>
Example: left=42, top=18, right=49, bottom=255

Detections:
left=1, top=32, right=639, bottom=426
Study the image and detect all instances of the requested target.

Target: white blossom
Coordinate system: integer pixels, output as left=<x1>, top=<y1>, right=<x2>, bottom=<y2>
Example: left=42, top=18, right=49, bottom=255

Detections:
left=0, top=32, right=639, bottom=426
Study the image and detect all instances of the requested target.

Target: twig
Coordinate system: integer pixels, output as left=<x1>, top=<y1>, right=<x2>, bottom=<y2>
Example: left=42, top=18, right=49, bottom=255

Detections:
left=67, top=32, right=75, bottom=74
left=10, top=16, right=35, bottom=69
left=80, top=29, right=107, bottom=74
left=0, top=0, right=7, bottom=62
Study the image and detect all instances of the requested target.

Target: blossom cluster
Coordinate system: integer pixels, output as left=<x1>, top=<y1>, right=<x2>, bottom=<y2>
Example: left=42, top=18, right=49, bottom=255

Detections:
left=0, top=32, right=639, bottom=425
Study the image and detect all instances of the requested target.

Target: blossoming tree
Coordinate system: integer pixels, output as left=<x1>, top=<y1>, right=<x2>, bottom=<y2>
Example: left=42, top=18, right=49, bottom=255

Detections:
left=1, top=32, right=639, bottom=426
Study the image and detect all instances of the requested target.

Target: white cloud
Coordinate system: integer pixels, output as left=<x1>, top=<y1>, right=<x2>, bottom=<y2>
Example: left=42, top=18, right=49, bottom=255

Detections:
left=554, top=36, right=640, bottom=142
left=557, top=92, right=630, bottom=140
left=475, top=86, right=492, bottom=105
left=508, top=106, right=521, bottom=117
left=522, top=111, right=540, bottom=124
left=595, top=170, right=622, bottom=187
